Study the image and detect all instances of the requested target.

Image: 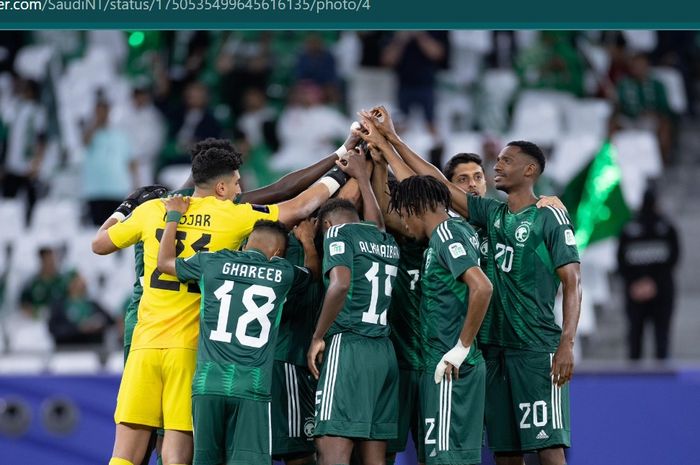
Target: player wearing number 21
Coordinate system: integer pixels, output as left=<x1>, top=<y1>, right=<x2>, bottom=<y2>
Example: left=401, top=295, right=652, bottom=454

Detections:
left=91, top=147, right=337, bottom=465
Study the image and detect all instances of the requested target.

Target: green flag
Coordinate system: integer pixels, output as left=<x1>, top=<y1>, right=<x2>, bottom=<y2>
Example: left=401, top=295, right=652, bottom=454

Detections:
left=560, top=140, right=631, bottom=252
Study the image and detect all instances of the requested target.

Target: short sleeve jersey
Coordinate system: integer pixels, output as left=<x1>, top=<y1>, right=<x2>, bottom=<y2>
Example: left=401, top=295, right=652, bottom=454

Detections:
left=274, top=234, right=324, bottom=366
left=107, top=196, right=279, bottom=350
left=421, top=218, right=483, bottom=371
left=469, top=196, right=580, bottom=351
left=322, top=222, right=400, bottom=338
left=123, top=188, right=194, bottom=349
left=176, top=248, right=310, bottom=401
left=388, top=237, right=426, bottom=371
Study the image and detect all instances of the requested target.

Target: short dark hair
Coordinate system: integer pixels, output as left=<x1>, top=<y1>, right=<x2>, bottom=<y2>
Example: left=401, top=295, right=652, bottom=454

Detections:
left=189, top=138, right=242, bottom=163
left=506, top=140, right=546, bottom=174
left=443, top=153, right=484, bottom=181
left=317, top=198, right=358, bottom=226
left=251, top=220, right=289, bottom=251
left=390, top=175, right=451, bottom=216
left=191, top=147, right=242, bottom=185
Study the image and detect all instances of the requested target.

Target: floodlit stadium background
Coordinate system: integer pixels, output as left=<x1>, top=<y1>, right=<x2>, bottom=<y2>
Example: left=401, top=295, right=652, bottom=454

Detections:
left=1, top=31, right=699, bottom=465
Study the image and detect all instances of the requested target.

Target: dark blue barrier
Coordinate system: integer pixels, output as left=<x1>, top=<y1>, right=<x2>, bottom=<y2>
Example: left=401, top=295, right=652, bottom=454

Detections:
left=2, top=372, right=699, bottom=465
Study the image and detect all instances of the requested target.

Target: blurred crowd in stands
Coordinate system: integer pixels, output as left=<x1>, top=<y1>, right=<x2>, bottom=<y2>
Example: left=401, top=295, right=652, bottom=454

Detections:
left=0, top=30, right=695, bottom=363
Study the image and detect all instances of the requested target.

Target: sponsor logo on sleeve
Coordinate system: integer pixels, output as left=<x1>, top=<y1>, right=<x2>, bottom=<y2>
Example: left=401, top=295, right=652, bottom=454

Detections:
left=251, top=204, right=271, bottom=213
left=329, top=241, right=345, bottom=256
left=448, top=242, right=467, bottom=258
left=565, top=229, right=577, bottom=246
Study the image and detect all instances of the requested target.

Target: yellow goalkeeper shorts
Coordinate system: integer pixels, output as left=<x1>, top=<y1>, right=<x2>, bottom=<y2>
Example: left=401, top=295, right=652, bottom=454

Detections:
left=114, top=347, right=196, bottom=431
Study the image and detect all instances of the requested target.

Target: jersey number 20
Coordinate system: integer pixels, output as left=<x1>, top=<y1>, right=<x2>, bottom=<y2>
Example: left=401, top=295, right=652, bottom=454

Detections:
left=210, top=280, right=277, bottom=348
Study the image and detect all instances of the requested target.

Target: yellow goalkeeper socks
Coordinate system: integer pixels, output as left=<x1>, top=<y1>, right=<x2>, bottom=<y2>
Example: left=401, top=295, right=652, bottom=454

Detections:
left=109, top=458, right=134, bottom=465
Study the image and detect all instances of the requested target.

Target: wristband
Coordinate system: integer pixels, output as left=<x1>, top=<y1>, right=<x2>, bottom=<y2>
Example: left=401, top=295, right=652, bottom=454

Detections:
left=334, top=144, right=348, bottom=160
left=166, top=211, right=183, bottom=223
left=318, top=176, right=341, bottom=196
left=109, top=211, right=126, bottom=222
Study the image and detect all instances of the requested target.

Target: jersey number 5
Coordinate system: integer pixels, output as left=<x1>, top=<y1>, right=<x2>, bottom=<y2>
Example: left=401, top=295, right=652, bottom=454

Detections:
left=210, top=280, right=277, bottom=348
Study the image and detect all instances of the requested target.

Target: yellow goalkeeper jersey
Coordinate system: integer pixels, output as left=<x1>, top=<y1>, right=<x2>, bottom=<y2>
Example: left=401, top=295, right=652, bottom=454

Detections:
left=108, top=196, right=279, bottom=350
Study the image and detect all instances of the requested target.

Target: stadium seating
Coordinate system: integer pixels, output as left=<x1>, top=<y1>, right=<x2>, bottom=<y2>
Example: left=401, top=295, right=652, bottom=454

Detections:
left=652, top=66, right=688, bottom=114
left=48, top=351, right=102, bottom=374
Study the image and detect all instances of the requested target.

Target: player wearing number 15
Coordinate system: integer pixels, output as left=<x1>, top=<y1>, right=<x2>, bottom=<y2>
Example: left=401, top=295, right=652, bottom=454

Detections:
left=92, top=146, right=340, bottom=465
left=307, top=149, right=400, bottom=465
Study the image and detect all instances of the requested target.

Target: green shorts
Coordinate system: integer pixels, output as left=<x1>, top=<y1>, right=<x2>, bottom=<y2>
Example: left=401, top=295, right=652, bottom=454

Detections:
left=482, top=345, right=571, bottom=453
left=271, top=361, right=317, bottom=458
left=419, top=361, right=485, bottom=465
left=192, top=394, right=270, bottom=465
left=387, top=368, right=421, bottom=454
left=314, top=332, right=399, bottom=440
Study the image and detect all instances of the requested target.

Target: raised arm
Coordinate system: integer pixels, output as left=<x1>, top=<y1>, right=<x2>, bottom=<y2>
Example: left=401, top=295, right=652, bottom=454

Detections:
left=308, top=265, right=351, bottom=379
left=156, top=195, right=191, bottom=277
left=337, top=148, right=384, bottom=231
left=552, top=262, right=582, bottom=387
left=435, top=267, right=493, bottom=383
left=92, top=185, right=169, bottom=255
left=369, top=148, right=406, bottom=235
left=362, top=107, right=471, bottom=218
left=293, top=219, right=321, bottom=281
left=239, top=131, right=361, bottom=204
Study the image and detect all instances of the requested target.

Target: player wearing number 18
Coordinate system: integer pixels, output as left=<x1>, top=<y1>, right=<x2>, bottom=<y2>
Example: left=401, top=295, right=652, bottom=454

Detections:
left=92, top=146, right=341, bottom=465
left=157, top=215, right=315, bottom=465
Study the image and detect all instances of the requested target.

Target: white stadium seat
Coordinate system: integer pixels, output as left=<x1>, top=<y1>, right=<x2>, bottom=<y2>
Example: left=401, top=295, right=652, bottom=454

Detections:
left=48, top=351, right=102, bottom=374
left=0, top=353, right=46, bottom=374
left=652, top=66, right=688, bottom=114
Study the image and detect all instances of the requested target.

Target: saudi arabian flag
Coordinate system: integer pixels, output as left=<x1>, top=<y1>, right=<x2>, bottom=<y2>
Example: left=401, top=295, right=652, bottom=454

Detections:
left=560, top=141, right=631, bottom=252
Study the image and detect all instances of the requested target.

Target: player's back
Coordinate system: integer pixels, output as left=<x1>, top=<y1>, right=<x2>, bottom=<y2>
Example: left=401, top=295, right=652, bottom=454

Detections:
left=191, top=248, right=297, bottom=401
left=109, top=196, right=279, bottom=351
left=388, top=236, right=425, bottom=371
left=324, top=222, right=400, bottom=338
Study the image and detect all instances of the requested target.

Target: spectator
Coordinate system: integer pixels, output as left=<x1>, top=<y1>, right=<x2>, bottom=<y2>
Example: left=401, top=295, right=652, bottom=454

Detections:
left=19, top=246, right=66, bottom=320
left=217, top=31, right=272, bottom=117
left=295, top=33, right=340, bottom=102
left=120, top=84, right=166, bottom=186
left=236, top=88, right=278, bottom=189
left=381, top=31, right=449, bottom=164
left=273, top=80, right=348, bottom=172
left=48, top=270, right=114, bottom=346
left=82, top=97, right=136, bottom=226
left=615, top=52, right=675, bottom=162
left=516, top=31, right=586, bottom=97
left=0, top=77, right=48, bottom=226
left=617, top=186, right=680, bottom=361
left=168, top=81, right=221, bottom=165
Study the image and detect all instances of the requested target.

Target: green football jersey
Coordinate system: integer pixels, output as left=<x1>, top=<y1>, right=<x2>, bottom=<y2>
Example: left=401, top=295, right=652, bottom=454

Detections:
left=469, top=196, right=580, bottom=352
left=123, top=242, right=144, bottom=348
left=274, top=234, right=324, bottom=366
left=123, top=188, right=195, bottom=350
left=421, top=218, right=483, bottom=371
left=323, top=222, right=400, bottom=338
left=176, top=248, right=312, bottom=401
left=388, top=237, right=426, bottom=371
